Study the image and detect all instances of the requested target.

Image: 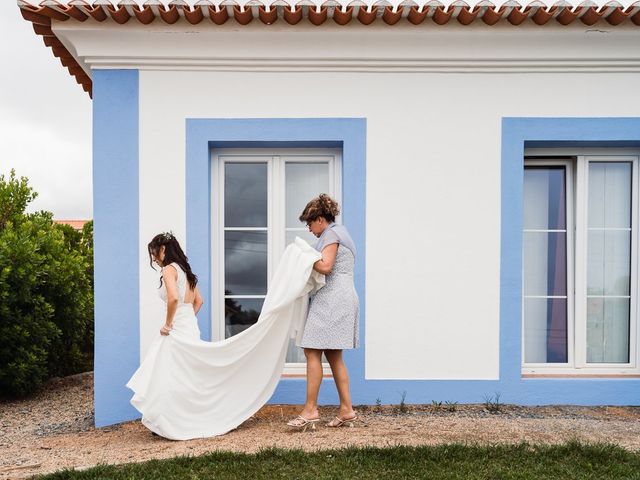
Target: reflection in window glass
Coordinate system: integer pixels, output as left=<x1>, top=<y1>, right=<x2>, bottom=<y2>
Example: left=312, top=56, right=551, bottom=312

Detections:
left=225, top=162, right=268, bottom=227
left=225, top=297, right=264, bottom=339
left=224, top=231, right=267, bottom=295
left=286, top=230, right=318, bottom=249
left=285, top=162, right=330, bottom=228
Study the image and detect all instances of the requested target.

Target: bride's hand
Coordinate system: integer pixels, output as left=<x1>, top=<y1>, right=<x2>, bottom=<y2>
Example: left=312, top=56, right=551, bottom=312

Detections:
left=160, top=324, right=172, bottom=336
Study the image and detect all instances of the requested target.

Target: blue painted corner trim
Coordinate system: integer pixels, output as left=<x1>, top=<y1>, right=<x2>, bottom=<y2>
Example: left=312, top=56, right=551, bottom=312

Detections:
left=185, top=118, right=366, bottom=404
left=93, top=70, right=140, bottom=427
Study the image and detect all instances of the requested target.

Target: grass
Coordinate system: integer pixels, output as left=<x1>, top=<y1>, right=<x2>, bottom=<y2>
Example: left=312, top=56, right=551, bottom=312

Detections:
left=39, top=441, right=640, bottom=480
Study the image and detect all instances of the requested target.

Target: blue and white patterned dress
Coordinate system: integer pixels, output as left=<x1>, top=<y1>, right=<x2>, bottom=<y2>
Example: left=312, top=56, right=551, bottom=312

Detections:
left=299, top=229, right=360, bottom=350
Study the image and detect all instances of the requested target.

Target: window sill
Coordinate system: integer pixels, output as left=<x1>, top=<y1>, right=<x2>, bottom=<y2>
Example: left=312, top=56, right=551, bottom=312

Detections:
left=281, top=373, right=334, bottom=379
left=522, top=373, right=640, bottom=379
left=282, top=363, right=333, bottom=378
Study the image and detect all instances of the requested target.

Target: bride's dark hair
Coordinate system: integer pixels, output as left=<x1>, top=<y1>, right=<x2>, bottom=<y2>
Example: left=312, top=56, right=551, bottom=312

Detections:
left=148, top=232, right=198, bottom=290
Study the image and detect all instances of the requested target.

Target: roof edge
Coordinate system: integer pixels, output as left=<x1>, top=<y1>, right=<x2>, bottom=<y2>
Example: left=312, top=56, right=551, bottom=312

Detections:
left=18, top=0, right=640, bottom=97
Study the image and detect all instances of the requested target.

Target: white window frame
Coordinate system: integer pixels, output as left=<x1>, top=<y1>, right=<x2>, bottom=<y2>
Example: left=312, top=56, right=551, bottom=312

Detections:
left=523, top=148, right=640, bottom=376
left=211, top=148, right=342, bottom=376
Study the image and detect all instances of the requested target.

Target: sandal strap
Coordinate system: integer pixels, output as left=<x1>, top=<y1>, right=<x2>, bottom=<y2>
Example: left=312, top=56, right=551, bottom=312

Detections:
left=288, top=415, right=318, bottom=427
left=327, top=414, right=357, bottom=427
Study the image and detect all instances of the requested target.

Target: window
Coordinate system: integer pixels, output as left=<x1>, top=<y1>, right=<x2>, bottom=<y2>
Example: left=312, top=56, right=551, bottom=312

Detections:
left=523, top=151, right=639, bottom=374
left=212, top=149, right=341, bottom=373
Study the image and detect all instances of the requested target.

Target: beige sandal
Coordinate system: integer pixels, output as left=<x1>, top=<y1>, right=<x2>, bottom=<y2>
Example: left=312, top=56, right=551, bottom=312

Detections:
left=287, top=415, right=319, bottom=431
left=326, top=414, right=358, bottom=428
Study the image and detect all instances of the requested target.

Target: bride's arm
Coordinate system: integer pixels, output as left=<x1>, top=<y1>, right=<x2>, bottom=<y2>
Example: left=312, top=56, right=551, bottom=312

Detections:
left=161, top=265, right=179, bottom=335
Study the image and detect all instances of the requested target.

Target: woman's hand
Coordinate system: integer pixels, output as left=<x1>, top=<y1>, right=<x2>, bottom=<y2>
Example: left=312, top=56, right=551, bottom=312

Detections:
left=160, top=324, right=172, bottom=336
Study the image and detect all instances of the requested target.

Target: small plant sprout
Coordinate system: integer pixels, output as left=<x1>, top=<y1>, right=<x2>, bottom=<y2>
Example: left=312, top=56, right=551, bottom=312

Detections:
left=483, top=392, right=502, bottom=414
left=431, top=400, right=443, bottom=412
left=445, top=400, right=458, bottom=412
left=399, top=391, right=408, bottom=414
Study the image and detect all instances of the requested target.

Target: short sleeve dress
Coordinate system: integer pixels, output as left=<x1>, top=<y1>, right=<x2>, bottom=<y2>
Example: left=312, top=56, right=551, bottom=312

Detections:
left=298, top=228, right=360, bottom=350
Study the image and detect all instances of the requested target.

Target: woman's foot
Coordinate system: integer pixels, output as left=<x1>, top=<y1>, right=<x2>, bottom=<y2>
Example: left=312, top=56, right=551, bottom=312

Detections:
left=326, top=411, right=357, bottom=428
left=287, top=415, right=320, bottom=431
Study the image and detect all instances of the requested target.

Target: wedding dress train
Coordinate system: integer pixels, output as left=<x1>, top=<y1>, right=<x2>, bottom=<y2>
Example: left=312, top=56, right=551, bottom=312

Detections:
left=126, top=238, right=323, bottom=440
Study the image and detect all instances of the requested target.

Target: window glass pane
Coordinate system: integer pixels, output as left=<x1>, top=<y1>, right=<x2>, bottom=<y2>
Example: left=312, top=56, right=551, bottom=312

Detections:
left=523, top=167, right=566, bottom=230
left=523, top=298, right=568, bottom=363
left=286, top=339, right=306, bottom=363
left=285, top=162, right=330, bottom=228
left=523, top=232, right=567, bottom=297
left=587, top=297, right=630, bottom=363
left=588, top=162, right=631, bottom=229
left=523, top=165, right=568, bottom=366
left=284, top=161, right=331, bottom=365
left=225, top=297, right=264, bottom=339
left=587, top=230, right=630, bottom=296
left=225, top=162, right=268, bottom=227
left=225, top=231, right=267, bottom=295
left=286, top=229, right=318, bottom=249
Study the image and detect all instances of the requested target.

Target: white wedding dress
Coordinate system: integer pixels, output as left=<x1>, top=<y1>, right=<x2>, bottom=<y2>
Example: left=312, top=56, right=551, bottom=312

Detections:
left=126, top=238, right=323, bottom=440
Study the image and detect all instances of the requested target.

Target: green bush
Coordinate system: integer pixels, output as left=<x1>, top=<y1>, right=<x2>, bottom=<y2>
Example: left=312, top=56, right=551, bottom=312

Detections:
left=0, top=170, right=93, bottom=397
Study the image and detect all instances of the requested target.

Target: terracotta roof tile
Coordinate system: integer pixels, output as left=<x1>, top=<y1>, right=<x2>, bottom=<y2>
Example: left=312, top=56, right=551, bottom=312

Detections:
left=18, top=0, right=640, bottom=97
left=54, top=219, right=90, bottom=230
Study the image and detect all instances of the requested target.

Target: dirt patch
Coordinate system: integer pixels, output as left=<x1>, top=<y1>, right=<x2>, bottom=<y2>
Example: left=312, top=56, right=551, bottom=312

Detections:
left=1, top=372, right=639, bottom=479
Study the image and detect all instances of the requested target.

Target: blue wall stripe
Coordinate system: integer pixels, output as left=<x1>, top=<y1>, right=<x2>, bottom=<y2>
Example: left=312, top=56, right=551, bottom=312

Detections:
left=93, top=70, right=140, bottom=427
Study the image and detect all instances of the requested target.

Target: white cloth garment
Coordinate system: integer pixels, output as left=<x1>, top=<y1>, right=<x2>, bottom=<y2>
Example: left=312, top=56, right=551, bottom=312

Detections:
left=126, top=237, right=324, bottom=440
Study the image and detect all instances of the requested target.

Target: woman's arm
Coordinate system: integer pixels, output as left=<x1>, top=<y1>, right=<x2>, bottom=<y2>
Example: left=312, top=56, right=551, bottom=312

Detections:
left=313, top=243, right=338, bottom=275
left=160, top=265, right=179, bottom=335
left=192, top=286, right=204, bottom=315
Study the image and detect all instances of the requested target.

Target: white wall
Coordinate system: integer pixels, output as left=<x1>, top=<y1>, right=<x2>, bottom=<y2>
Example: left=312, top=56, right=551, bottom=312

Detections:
left=54, top=20, right=640, bottom=377
left=136, top=69, right=640, bottom=379
left=137, top=109, right=187, bottom=357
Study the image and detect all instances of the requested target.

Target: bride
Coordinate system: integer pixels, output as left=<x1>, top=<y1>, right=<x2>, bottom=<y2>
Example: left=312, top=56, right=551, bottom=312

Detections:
left=148, top=232, right=203, bottom=340
left=126, top=232, right=323, bottom=440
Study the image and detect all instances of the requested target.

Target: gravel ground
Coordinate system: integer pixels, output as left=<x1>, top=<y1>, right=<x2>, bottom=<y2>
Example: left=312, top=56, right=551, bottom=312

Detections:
left=1, top=372, right=639, bottom=479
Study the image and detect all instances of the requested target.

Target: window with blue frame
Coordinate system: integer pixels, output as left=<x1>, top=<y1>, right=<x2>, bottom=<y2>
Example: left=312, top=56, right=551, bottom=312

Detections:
left=523, top=151, right=639, bottom=374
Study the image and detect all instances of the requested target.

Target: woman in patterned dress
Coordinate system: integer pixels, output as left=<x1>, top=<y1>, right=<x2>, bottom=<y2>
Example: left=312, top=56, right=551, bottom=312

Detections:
left=287, top=194, right=360, bottom=430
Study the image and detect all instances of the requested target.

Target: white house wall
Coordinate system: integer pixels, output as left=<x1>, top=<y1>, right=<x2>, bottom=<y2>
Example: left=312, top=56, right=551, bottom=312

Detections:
left=52, top=21, right=640, bottom=379
left=137, top=68, right=639, bottom=381
left=138, top=106, right=187, bottom=358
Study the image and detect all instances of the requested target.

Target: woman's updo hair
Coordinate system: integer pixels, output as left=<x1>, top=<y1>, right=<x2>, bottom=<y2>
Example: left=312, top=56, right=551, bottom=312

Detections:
left=299, top=193, right=340, bottom=224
